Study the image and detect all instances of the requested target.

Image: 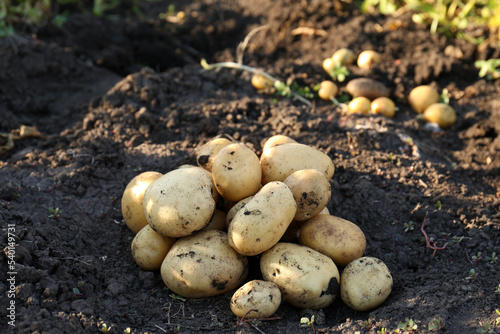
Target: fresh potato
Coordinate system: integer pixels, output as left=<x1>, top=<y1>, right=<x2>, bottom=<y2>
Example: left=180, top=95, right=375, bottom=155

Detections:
left=203, top=209, right=227, bottom=231
left=262, top=135, right=297, bottom=152
left=260, top=143, right=335, bottom=185
left=143, top=168, right=215, bottom=238
left=298, top=214, right=366, bottom=267
left=340, top=257, right=393, bottom=311
left=408, top=85, right=439, bottom=114
left=322, top=58, right=336, bottom=74
left=423, top=103, right=456, bottom=128
left=348, top=96, right=371, bottom=115
left=131, top=225, right=176, bottom=271
left=357, top=50, right=381, bottom=69
left=260, top=243, right=340, bottom=309
left=230, top=280, right=282, bottom=319
left=346, top=78, right=390, bottom=100
left=212, top=143, right=262, bottom=202
left=284, top=169, right=331, bottom=221
left=121, top=171, right=163, bottom=234
left=318, top=80, right=339, bottom=101
left=332, top=48, right=356, bottom=66
left=228, top=181, right=296, bottom=256
left=371, top=97, right=396, bottom=118
left=161, top=230, right=248, bottom=298
left=178, top=165, right=220, bottom=202
left=251, top=74, right=274, bottom=90
left=225, top=196, right=253, bottom=229
left=196, top=137, right=233, bottom=172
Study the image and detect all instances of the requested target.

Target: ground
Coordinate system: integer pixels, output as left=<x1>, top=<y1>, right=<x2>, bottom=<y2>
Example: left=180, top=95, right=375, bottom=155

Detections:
left=1, top=0, right=499, bottom=333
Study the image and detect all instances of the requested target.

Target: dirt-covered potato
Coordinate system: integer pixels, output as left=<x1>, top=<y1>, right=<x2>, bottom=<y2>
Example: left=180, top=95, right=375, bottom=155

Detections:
left=408, top=85, right=440, bottom=114
left=346, top=78, right=390, bottom=100
left=230, top=280, right=282, bottom=319
left=203, top=209, right=226, bottom=231
left=332, top=48, right=356, bottom=66
left=348, top=96, right=371, bottom=115
left=262, top=135, right=297, bottom=152
left=212, top=142, right=262, bottom=202
left=284, top=169, right=331, bottom=221
left=225, top=196, right=253, bottom=229
left=340, top=257, right=393, bottom=311
left=143, top=168, right=215, bottom=238
left=178, top=165, right=220, bottom=202
left=371, top=97, right=396, bottom=118
left=298, top=215, right=366, bottom=267
left=261, top=243, right=340, bottom=309
left=423, top=103, right=457, bottom=128
left=131, top=225, right=176, bottom=271
left=196, top=137, right=233, bottom=172
left=228, top=181, right=296, bottom=256
left=260, top=143, right=335, bottom=185
left=161, top=230, right=248, bottom=298
left=121, top=171, right=163, bottom=234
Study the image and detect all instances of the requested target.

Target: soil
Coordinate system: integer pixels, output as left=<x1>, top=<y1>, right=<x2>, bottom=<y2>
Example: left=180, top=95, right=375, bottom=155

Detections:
left=1, top=0, right=499, bottom=333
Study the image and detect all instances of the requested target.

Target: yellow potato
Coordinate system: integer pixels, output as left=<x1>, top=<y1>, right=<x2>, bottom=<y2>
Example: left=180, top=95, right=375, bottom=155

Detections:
left=322, top=57, right=336, bottom=74
left=371, top=97, right=396, bottom=118
left=203, top=209, right=227, bottom=231
left=260, top=143, right=335, bottom=185
left=408, top=85, right=440, bottom=114
left=230, top=280, right=282, bottom=319
left=228, top=181, right=296, bottom=256
left=346, top=78, right=390, bottom=100
left=251, top=74, right=274, bottom=90
left=332, top=48, right=356, bottom=66
left=423, top=103, right=457, bottom=128
left=143, top=168, right=215, bottom=238
left=357, top=50, right=381, bottom=69
left=283, top=169, right=331, bottom=221
left=298, top=214, right=366, bottom=267
left=225, top=196, right=253, bottom=229
left=348, top=97, right=371, bottom=115
left=121, top=171, right=163, bottom=234
left=318, top=80, right=338, bottom=101
left=131, top=225, right=175, bottom=271
left=262, top=135, right=297, bottom=152
left=212, top=143, right=262, bottom=202
left=178, top=165, right=220, bottom=202
left=161, top=230, right=248, bottom=298
left=261, top=243, right=340, bottom=309
left=340, top=257, right=393, bottom=311
left=196, top=137, right=232, bottom=172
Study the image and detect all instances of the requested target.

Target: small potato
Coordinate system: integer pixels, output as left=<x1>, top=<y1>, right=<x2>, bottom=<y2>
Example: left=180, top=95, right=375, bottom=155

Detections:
left=408, top=85, right=440, bottom=114
left=322, top=58, right=336, bottom=74
left=212, top=143, right=262, bottom=202
left=298, top=214, right=366, bottom=267
left=262, top=135, right=297, bottom=152
left=371, top=97, right=396, bottom=118
left=203, top=209, right=227, bottom=231
left=260, top=143, right=335, bottom=185
left=228, top=181, right=296, bottom=256
left=197, top=137, right=233, bottom=172
left=251, top=74, right=274, bottom=90
left=357, top=50, right=381, bottom=69
left=225, top=196, right=253, bottom=229
left=348, top=96, right=371, bottom=115
left=261, top=243, right=340, bottom=309
left=346, top=78, right=390, bottom=100
left=318, top=80, right=339, bottom=101
left=340, top=257, right=393, bottom=311
left=131, top=225, right=176, bottom=271
left=230, top=280, right=282, bottom=319
left=121, top=171, right=163, bottom=234
left=423, top=103, right=456, bottom=128
left=332, top=48, right=356, bottom=66
left=161, top=230, right=248, bottom=298
left=284, top=169, right=331, bottom=221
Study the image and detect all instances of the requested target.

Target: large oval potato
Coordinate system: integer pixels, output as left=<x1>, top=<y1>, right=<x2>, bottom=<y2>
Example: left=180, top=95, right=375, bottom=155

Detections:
left=161, top=230, right=248, bottom=298
left=261, top=243, right=340, bottom=309
left=212, top=143, right=262, bottom=202
left=228, top=182, right=296, bottom=256
left=225, top=196, right=254, bottom=229
left=143, top=168, right=215, bottom=238
left=284, top=169, right=331, bottom=221
left=340, top=257, right=393, bottom=311
left=408, top=85, right=439, bottom=114
left=196, top=137, right=233, bottom=172
left=260, top=143, right=335, bottom=185
left=230, top=280, right=282, bottom=319
left=131, top=225, right=176, bottom=271
left=298, top=215, right=366, bottom=267
left=121, top=171, right=163, bottom=234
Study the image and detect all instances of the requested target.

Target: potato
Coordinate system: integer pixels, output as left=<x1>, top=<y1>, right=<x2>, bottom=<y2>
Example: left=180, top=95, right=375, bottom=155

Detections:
left=261, top=243, right=340, bottom=309
left=371, top=97, right=396, bottom=118
left=262, top=135, right=297, bottom=152
left=260, top=143, right=335, bottom=185
left=318, top=80, right=338, bottom=101
left=423, top=103, right=456, bottom=128
left=212, top=143, right=262, bottom=202
left=143, top=168, right=215, bottom=238
left=332, top=48, right=356, bottom=66
left=348, top=96, right=371, bottom=115
left=346, top=78, right=390, bottom=100
left=131, top=225, right=176, bottom=271
left=322, top=57, right=336, bottom=74
left=121, top=171, right=163, bottom=234
left=161, top=230, right=248, bottom=298
left=251, top=74, right=274, bottom=90
left=178, top=165, right=220, bottom=202
left=408, top=85, right=439, bottom=114
left=357, top=50, right=381, bottom=69
left=228, top=181, right=296, bottom=256
left=203, top=209, right=226, bottom=231
left=298, top=215, right=366, bottom=267
left=283, top=169, right=331, bottom=221
left=340, top=257, right=393, bottom=311
left=225, top=196, right=253, bottom=229
left=196, top=137, right=233, bottom=172
left=230, top=280, right=282, bottom=319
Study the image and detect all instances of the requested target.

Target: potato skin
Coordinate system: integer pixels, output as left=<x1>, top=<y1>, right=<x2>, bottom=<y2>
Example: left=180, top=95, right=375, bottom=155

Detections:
left=423, top=103, right=457, bottom=128
left=346, top=78, right=390, bottom=100
left=230, top=280, right=282, bottom=318
left=408, top=85, right=439, bottom=114
left=262, top=135, right=297, bottom=152
left=298, top=215, right=366, bottom=267
left=131, top=225, right=176, bottom=271
left=161, top=230, right=248, bottom=298
left=196, top=138, right=233, bottom=172
left=260, top=143, right=335, bottom=185
left=228, top=181, right=297, bottom=256
left=260, top=243, right=340, bottom=309
left=143, top=168, right=215, bottom=238
left=340, top=257, right=393, bottom=311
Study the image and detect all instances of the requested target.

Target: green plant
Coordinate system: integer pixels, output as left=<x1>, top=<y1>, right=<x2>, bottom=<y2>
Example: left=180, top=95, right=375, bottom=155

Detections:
left=48, top=207, right=62, bottom=219
left=496, top=309, right=500, bottom=325
left=326, top=62, right=350, bottom=83
left=377, top=328, right=388, bottom=334
left=472, top=251, right=483, bottom=264
left=452, top=235, right=464, bottom=243
left=395, top=318, right=418, bottom=333
left=495, top=284, right=500, bottom=293
left=300, top=315, right=316, bottom=333
left=404, top=221, right=414, bottom=233
left=466, top=269, right=478, bottom=282
left=361, top=319, right=375, bottom=331
left=98, top=323, right=113, bottom=333
left=477, top=322, right=494, bottom=334
left=434, top=200, right=442, bottom=210
left=475, top=59, right=500, bottom=80
left=486, top=252, right=498, bottom=263
left=429, top=317, right=445, bottom=331
left=92, top=0, right=121, bottom=17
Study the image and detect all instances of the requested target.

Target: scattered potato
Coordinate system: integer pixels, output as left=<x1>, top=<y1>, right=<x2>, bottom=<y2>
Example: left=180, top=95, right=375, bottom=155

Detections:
left=357, top=50, right=381, bottom=69
left=371, top=97, right=396, bottom=118
left=348, top=96, right=371, bottom=115
left=322, top=57, right=336, bottom=74
left=340, top=257, right=393, bottom=311
left=203, top=209, right=227, bottom=231
left=261, top=242, right=340, bottom=309
left=332, top=48, right=356, bottom=66
left=131, top=225, right=175, bottom=271
left=262, top=135, right=297, bottom=152
left=346, top=78, right=390, bottom=100
left=230, top=280, right=282, bottom=319
left=423, top=103, right=457, bottom=128
left=196, top=137, right=233, bottom=172
left=408, top=85, right=440, bottom=114
left=225, top=196, right=254, bottom=229
left=161, top=230, right=248, bottom=298
left=298, top=214, right=366, bottom=267
left=318, top=80, right=339, bottom=101
left=251, top=74, right=274, bottom=90
left=121, top=171, right=163, bottom=234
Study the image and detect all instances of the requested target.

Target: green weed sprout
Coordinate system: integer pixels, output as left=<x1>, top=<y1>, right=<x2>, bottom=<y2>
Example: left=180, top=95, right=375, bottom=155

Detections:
left=475, top=59, right=500, bottom=80
left=404, top=221, right=414, bottom=233
left=48, top=207, right=62, bottom=219
left=300, top=315, right=316, bottom=333
left=486, top=252, right=498, bottom=264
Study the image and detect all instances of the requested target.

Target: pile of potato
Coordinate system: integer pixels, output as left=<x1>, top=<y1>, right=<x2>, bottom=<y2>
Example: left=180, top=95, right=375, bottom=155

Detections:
left=121, top=135, right=393, bottom=319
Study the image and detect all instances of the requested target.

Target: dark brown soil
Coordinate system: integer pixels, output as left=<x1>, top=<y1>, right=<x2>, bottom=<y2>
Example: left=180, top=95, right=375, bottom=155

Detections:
left=1, top=1, right=499, bottom=333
